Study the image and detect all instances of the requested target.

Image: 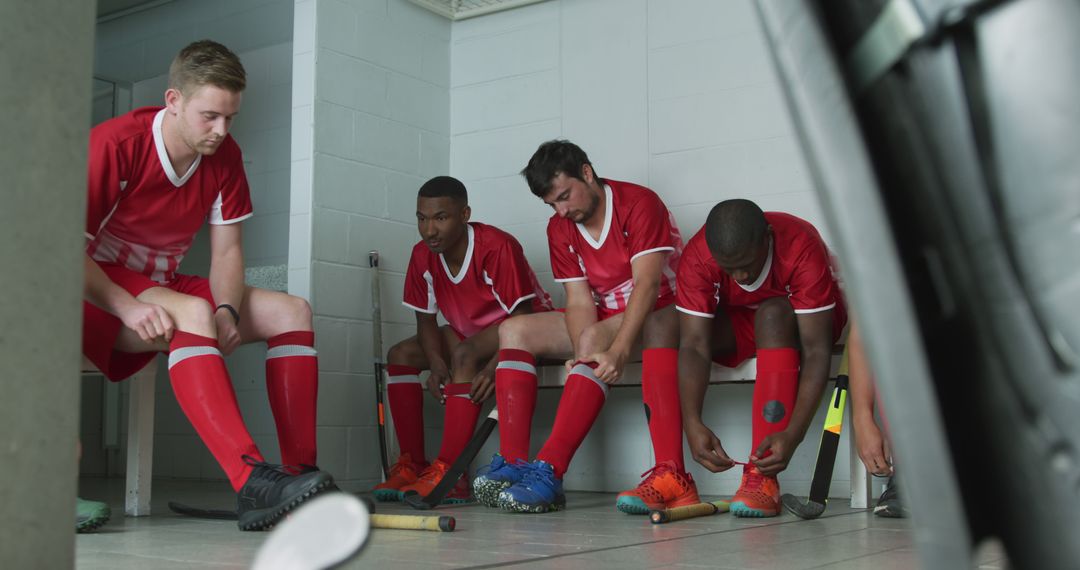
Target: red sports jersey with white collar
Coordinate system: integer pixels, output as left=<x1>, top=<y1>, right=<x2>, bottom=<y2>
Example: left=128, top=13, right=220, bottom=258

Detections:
left=547, top=179, right=682, bottom=314
left=85, top=107, right=253, bottom=283
left=403, top=222, right=553, bottom=338
left=676, top=212, right=842, bottom=317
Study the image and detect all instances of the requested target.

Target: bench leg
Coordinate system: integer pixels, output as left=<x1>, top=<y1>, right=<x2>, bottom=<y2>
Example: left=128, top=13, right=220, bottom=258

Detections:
left=125, top=362, right=156, bottom=516
left=849, top=426, right=871, bottom=509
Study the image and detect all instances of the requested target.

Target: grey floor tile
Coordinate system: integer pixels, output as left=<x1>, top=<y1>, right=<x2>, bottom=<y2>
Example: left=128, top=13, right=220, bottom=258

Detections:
left=76, top=478, right=933, bottom=570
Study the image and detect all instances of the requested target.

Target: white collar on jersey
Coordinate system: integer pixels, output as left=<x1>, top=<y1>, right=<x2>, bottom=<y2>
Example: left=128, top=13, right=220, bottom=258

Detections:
left=575, top=183, right=613, bottom=250
left=737, top=236, right=774, bottom=292
left=439, top=224, right=474, bottom=285
left=153, top=108, right=202, bottom=188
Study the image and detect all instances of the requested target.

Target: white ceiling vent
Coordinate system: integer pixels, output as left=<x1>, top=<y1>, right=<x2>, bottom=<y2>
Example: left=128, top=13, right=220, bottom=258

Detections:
left=407, top=0, right=551, bottom=21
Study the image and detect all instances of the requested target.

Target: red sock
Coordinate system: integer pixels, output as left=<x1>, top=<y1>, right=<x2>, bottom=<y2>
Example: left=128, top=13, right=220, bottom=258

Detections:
left=642, top=348, right=684, bottom=470
left=537, top=363, right=607, bottom=478
left=168, top=331, right=262, bottom=491
left=437, top=383, right=482, bottom=464
left=495, top=349, right=537, bottom=462
left=266, top=331, right=318, bottom=467
left=387, top=364, right=425, bottom=463
left=752, top=348, right=800, bottom=457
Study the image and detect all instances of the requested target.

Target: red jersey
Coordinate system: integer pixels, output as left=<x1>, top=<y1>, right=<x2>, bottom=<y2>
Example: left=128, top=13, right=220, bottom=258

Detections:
left=403, top=222, right=553, bottom=338
left=85, top=107, right=253, bottom=283
left=547, top=179, right=682, bottom=314
left=676, top=212, right=842, bottom=317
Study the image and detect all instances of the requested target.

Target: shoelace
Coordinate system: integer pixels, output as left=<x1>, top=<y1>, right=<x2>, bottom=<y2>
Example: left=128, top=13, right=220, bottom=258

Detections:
left=419, top=463, right=450, bottom=483
left=520, top=462, right=555, bottom=487
left=636, top=461, right=677, bottom=486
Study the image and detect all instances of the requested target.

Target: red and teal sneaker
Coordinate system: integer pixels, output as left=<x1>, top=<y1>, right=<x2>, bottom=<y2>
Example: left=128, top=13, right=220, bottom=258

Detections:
left=730, top=464, right=781, bottom=517
left=371, top=453, right=426, bottom=502
left=615, top=460, right=701, bottom=514
left=399, top=459, right=472, bottom=504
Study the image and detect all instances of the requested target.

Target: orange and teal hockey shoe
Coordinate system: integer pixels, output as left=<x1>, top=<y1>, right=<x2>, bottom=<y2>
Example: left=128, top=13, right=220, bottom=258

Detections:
left=730, top=464, right=781, bottom=517
left=371, top=453, right=425, bottom=502
left=399, top=459, right=472, bottom=504
left=615, top=460, right=701, bottom=514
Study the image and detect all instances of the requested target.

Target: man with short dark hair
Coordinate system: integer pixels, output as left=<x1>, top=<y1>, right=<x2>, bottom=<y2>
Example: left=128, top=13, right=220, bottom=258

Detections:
left=678, top=199, right=846, bottom=517
left=82, top=40, right=332, bottom=531
left=372, top=176, right=552, bottom=503
left=473, top=140, right=698, bottom=515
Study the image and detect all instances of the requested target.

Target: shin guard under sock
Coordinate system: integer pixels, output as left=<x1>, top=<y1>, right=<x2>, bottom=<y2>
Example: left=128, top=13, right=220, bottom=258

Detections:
left=751, top=347, right=800, bottom=456
left=168, top=331, right=262, bottom=491
left=437, top=383, right=482, bottom=464
left=495, top=349, right=537, bottom=462
left=386, top=364, right=426, bottom=463
left=266, top=331, right=319, bottom=467
left=642, top=348, right=685, bottom=470
left=537, top=363, right=608, bottom=478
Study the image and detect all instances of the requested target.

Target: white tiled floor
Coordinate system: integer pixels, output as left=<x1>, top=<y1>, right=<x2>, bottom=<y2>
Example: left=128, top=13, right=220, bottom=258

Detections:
left=76, top=478, right=1008, bottom=569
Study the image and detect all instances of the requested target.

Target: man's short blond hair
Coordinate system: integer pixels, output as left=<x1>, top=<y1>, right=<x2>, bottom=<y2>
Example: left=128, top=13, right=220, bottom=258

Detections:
left=168, top=40, right=246, bottom=96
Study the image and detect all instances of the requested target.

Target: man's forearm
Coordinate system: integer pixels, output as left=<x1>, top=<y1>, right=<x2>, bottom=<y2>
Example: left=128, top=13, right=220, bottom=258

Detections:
left=610, top=279, right=659, bottom=354
left=787, top=346, right=831, bottom=440
left=416, top=317, right=446, bottom=369
left=209, top=248, right=245, bottom=310
left=564, top=303, right=597, bottom=357
left=679, top=343, right=712, bottom=425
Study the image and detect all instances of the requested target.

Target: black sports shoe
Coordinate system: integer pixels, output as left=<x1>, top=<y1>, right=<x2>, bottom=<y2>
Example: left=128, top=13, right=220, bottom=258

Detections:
left=236, top=456, right=335, bottom=531
left=873, top=475, right=907, bottom=518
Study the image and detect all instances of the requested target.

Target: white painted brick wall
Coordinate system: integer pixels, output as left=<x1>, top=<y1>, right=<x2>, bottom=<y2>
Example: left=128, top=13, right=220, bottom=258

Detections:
left=447, top=0, right=840, bottom=496
left=302, top=0, right=451, bottom=491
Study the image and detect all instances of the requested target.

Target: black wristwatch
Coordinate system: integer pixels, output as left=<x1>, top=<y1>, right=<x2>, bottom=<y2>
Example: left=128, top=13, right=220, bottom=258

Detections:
left=216, top=303, right=240, bottom=325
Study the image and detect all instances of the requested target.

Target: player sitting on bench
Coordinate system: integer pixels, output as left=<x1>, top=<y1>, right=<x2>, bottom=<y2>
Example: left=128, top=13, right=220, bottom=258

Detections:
left=372, top=176, right=552, bottom=503
left=678, top=199, right=846, bottom=517
left=82, top=40, right=333, bottom=531
left=473, top=140, right=699, bottom=514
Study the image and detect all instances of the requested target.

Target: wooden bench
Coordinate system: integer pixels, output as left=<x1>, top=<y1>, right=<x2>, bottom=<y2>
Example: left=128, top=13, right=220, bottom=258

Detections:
left=81, top=357, right=157, bottom=516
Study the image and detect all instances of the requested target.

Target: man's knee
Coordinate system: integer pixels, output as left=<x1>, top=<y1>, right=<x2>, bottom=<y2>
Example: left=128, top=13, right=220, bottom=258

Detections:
left=178, top=296, right=216, bottom=331
left=577, top=323, right=606, bottom=355
left=284, top=294, right=313, bottom=325
left=450, top=342, right=482, bottom=374
left=754, top=297, right=796, bottom=342
left=387, top=339, right=422, bottom=365
left=498, top=316, right=530, bottom=348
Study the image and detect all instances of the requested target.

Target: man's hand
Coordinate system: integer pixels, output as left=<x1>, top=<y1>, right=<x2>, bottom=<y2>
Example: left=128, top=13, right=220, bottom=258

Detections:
left=427, top=362, right=450, bottom=404
left=469, top=361, right=497, bottom=403
left=119, top=300, right=175, bottom=344
left=855, top=417, right=893, bottom=476
left=214, top=310, right=242, bottom=355
left=574, top=349, right=629, bottom=384
left=685, top=420, right=734, bottom=472
left=752, top=430, right=801, bottom=476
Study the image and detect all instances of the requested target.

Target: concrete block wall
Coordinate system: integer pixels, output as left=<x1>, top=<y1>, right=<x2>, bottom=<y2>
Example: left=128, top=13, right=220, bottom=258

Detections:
left=448, top=0, right=845, bottom=497
left=87, top=0, right=296, bottom=481
left=291, top=0, right=452, bottom=492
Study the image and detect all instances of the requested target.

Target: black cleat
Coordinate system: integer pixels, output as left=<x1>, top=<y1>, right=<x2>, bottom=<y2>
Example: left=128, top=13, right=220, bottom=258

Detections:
left=236, top=456, right=335, bottom=531
left=873, top=475, right=907, bottom=518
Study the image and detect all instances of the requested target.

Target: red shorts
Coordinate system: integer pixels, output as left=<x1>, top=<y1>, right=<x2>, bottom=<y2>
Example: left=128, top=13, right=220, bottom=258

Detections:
left=594, top=294, right=676, bottom=321
left=712, top=302, right=848, bottom=368
left=83, top=263, right=216, bottom=381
